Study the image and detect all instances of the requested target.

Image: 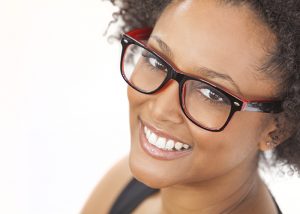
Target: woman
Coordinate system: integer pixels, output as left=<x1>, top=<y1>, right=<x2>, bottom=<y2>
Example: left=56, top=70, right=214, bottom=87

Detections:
left=82, top=0, right=299, bottom=213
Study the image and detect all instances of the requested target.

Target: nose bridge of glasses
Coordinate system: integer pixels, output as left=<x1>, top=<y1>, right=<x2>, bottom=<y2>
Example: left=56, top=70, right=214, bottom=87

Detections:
left=170, top=68, right=186, bottom=86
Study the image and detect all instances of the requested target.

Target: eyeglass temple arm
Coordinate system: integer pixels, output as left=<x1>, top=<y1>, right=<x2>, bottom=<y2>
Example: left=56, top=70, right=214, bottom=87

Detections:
left=242, top=101, right=282, bottom=113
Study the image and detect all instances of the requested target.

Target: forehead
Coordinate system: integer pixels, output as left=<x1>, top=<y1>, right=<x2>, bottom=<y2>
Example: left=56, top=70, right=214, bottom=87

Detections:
left=151, top=0, right=278, bottom=99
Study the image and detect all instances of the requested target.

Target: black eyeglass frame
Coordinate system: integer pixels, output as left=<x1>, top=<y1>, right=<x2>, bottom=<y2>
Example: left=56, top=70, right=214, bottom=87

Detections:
left=120, top=28, right=283, bottom=132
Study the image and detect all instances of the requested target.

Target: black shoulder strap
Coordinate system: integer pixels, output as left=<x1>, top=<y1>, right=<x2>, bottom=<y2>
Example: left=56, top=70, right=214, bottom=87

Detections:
left=109, top=178, right=159, bottom=214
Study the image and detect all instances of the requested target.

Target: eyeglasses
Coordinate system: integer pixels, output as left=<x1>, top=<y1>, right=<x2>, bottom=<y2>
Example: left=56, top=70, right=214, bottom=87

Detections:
left=120, top=28, right=283, bottom=132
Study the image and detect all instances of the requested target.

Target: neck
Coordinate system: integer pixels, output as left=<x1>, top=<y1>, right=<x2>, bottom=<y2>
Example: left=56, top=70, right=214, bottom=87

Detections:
left=159, top=163, right=259, bottom=214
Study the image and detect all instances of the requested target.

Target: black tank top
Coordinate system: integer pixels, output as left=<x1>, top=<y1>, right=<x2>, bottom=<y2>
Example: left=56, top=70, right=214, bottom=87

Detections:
left=109, top=177, right=282, bottom=214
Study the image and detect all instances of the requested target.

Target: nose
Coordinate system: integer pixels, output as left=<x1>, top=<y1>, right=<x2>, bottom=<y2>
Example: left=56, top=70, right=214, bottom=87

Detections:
left=147, top=80, right=184, bottom=125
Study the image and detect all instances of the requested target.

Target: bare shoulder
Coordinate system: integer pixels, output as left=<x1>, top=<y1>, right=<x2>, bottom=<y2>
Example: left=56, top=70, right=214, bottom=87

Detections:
left=81, top=155, right=132, bottom=214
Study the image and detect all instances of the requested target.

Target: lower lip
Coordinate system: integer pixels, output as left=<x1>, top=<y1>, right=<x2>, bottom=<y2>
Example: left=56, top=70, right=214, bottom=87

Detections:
left=138, top=120, right=192, bottom=160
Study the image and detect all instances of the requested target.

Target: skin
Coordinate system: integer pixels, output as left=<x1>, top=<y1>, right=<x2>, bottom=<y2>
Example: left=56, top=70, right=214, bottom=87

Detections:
left=127, top=0, right=280, bottom=213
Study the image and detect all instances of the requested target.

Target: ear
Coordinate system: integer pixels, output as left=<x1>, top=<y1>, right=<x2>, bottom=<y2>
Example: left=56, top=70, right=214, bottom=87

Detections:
left=258, top=129, right=279, bottom=151
left=258, top=114, right=292, bottom=151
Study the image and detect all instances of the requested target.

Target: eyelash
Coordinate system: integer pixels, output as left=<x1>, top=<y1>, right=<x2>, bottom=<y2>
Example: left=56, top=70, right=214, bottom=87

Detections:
left=202, top=91, right=225, bottom=105
left=195, top=86, right=230, bottom=106
left=142, top=51, right=167, bottom=72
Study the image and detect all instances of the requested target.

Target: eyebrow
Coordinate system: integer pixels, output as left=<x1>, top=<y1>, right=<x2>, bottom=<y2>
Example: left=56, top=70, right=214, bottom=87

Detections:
left=150, top=35, right=173, bottom=58
left=194, top=66, right=243, bottom=95
left=149, top=35, right=243, bottom=95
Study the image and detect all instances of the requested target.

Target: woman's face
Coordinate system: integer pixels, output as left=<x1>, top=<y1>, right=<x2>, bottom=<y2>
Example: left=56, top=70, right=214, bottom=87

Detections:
left=127, top=0, right=277, bottom=188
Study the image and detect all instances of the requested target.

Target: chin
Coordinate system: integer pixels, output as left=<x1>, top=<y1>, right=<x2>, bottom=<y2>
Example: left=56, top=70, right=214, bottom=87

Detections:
left=128, top=133, right=180, bottom=189
left=128, top=151, right=174, bottom=189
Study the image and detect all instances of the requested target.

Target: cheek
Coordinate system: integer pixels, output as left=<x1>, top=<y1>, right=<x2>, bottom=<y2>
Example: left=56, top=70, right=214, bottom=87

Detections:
left=185, top=112, right=265, bottom=180
left=227, top=112, right=266, bottom=145
left=127, top=86, right=150, bottom=134
left=219, top=112, right=265, bottom=163
left=127, top=86, right=147, bottom=110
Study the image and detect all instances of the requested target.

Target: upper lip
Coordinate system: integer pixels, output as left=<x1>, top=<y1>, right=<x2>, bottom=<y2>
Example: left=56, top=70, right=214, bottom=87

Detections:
left=140, top=117, right=193, bottom=147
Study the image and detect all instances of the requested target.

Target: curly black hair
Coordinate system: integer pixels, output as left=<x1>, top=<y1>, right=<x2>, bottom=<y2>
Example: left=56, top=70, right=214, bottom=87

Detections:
left=107, top=0, right=300, bottom=175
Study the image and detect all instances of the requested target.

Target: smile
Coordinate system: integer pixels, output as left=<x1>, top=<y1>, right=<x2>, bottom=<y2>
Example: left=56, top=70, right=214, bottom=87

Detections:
left=139, top=118, right=193, bottom=160
left=143, top=125, right=191, bottom=151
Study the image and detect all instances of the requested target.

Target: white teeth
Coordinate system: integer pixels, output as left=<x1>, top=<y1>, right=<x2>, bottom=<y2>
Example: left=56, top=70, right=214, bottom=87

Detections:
left=165, top=140, right=175, bottom=150
left=175, top=142, right=183, bottom=151
left=143, top=124, right=191, bottom=151
left=144, top=127, right=151, bottom=139
left=183, top=144, right=190, bottom=149
left=149, top=133, right=157, bottom=145
left=146, top=129, right=151, bottom=139
left=156, top=137, right=166, bottom=149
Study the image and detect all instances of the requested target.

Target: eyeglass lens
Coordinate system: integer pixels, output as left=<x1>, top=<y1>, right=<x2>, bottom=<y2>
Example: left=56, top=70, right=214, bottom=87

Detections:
left=123, top=44, right=168, bottom=93
left=122, top=43, right=232, bottom=130
left=183, top=80, right=231, bottom=130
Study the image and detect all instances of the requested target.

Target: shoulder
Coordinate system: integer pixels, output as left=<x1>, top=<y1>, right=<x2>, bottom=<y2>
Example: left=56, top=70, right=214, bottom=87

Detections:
left=81, top=155, right=133, bottom=214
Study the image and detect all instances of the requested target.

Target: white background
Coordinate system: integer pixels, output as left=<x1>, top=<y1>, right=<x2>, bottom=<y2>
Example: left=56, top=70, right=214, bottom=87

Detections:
left=0, top=0, right=299, bottom=213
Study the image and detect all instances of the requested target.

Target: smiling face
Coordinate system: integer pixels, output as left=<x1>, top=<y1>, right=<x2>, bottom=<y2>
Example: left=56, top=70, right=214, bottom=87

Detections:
left=127, top=0, right=278, bottom=188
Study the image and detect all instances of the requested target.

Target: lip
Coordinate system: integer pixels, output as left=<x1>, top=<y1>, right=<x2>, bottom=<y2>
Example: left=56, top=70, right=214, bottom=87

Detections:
left=138, top=118, right=193, bottom=160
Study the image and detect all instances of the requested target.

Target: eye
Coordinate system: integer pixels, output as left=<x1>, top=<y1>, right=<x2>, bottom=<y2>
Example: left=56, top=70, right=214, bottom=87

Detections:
left=195, top=86, right=231, bottom=106
left=148, top=57, right=167, bottom=71
left=200, top=88, right=224, bottom=102
left=142, top=51, right=168, bottom=72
